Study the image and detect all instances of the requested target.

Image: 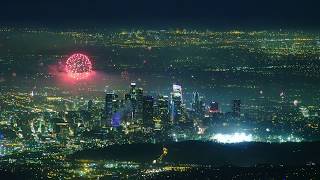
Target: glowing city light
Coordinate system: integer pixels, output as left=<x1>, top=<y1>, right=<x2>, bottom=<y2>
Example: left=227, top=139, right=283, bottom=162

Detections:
left=210, top=133, right=253, bottom=143
left=65, top=53, right=92, bottom=80
left=111, top=112, right=121, bottom=127
left=0, top=131, right=3, bottom=140
left=280, top=91, right=284, bottom=97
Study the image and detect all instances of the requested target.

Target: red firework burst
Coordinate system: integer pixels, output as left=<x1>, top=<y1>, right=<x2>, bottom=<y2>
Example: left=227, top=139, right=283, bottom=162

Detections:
left=65, top=53, right=92, bottom=80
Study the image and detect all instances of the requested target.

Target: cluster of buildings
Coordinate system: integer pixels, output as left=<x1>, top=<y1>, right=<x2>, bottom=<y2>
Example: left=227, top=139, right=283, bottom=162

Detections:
left=102, top=82, right=242, bottom=133
left=5, top=81, right=311, bottom=144
left=21, top=82, right=242, bottom=143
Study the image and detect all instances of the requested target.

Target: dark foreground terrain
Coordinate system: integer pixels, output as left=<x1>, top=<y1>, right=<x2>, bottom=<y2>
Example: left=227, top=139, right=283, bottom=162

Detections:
left=2, top=141, right=320, bottom=179
left=70, top=141, right=320, bottom=166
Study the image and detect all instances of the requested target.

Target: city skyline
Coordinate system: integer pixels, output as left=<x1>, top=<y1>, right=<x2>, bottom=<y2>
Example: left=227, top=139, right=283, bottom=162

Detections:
left=1, top=0, right=320, bottom=179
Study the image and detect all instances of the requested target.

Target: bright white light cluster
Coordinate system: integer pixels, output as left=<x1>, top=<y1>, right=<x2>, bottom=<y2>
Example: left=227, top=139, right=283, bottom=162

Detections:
left=210, top=133, right=253, bottom=143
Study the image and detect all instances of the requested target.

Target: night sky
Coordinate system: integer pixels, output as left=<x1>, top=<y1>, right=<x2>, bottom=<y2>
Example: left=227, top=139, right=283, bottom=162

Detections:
left=0, top=0, right=319, bottom=28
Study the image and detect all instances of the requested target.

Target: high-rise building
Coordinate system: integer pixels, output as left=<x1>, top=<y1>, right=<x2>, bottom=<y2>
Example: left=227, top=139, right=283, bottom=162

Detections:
left=209, top=101, right=219, bottom=113
left=136, top=88, right=144, bottom=116
left=155, top=95, right=170, bottom=128
left=130, top=82, right=137, bottom=100
left=143, top=96, right=154, bottom=127
left=192, top=92, right=205, bottom=115
left=130, top=82, right=136, bottom=90
left=105, top=92, right=119, bottom=125
left=232, top=99, right=241, bottom=116
left=192, top=92, right=199, bottom=110
left=124, top=93, right=131, bottom=101
left=129, top=82, right=137, bottom=119
left=172, top=84, right=183, bottom=102
left=55, top=122, right=70, bottom=142
left=105, top=93, right=114, bottom=116
left=171, top=84, right=183, bottom=124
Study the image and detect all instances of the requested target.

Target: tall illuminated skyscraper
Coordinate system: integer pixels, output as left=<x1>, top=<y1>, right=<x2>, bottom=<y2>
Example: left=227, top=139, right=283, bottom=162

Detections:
left=209, top=101, right=219, bottom=113
left=143, top=96, right=154, bottom=127
left=192, top=92, right=199, bottom=110
left=171, top=84, right=183, bottom=124
left=130, top=82, right=137, bottom=97
left=155, top=95, right=170, bottom=128
left=129, top=82, right=137, bottom=119
left=192, top=92, right=205, bottom=115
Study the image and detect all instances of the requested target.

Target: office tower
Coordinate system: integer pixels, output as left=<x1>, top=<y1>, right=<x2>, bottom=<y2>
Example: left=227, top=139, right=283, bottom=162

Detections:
left=171, top=84, right=183, bottom=124
left=192, top=92, right=205, bottom=115
left=105, top=92, right=119, bottom=125
left=155, top=95, right=170, bottom=128
left=143, top=96, right=154, bottom=127
left=136, top=88, right=144, bottom=116
left=209, top=101, right=219, bottom=113
left=130, top=82, right=136, bottom=90
left=192, top=92, right=199, bottom=111
left=232, top=99, right=241, bottom=116
left=105, top=92, right=114, bottom=116
left=130, top=82, right=137, bottom=100
left=129, top=82, right=137, bottom=119
left=55, top=122, right=70, bottom=142
left=172, top=84, right=183, bottom=102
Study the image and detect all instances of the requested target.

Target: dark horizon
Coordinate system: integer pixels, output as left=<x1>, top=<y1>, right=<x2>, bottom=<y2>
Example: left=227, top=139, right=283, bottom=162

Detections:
left=0, top=0, right=320, bottom=29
